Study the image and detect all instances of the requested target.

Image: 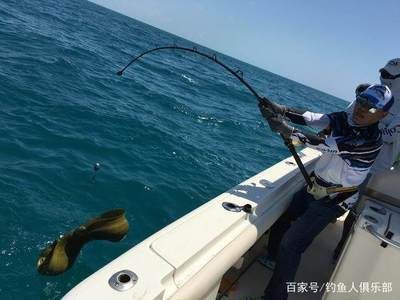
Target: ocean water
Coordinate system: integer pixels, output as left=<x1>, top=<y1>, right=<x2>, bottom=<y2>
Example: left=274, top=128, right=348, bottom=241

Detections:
left=0, top=0, right=347, bottom=299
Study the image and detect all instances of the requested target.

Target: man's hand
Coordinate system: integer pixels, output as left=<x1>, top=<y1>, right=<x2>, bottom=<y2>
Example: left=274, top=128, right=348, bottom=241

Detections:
left=258, top=97, right=286, bottom=118
left=258, top=99, right=275, bottom=120
left=267, top=115, right=295, bottom=138
left=258, top=97, right=293, bottom=137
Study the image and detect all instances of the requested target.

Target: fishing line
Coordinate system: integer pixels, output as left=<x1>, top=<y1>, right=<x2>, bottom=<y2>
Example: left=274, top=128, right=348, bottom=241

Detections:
left=117, top=44, right=313, bottom=188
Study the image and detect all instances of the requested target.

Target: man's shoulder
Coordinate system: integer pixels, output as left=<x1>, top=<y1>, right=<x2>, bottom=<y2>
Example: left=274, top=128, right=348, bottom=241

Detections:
left=327, top=111, right=347, bottom=118
left=325, top=111, right=348, bottom=125
left=325, top=111, right=350, bottom=133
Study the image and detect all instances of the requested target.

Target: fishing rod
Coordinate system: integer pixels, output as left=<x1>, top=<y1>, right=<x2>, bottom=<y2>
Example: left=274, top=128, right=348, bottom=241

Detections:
left=117, top=45, right=313, bottom=188
left=117, top=45, right=260, bottom=100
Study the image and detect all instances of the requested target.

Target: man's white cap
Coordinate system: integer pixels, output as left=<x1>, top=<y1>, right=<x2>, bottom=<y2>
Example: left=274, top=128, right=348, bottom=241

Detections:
left=381, top=58, right=400, bottom=77
left=358, top=84, right=394, bottom=112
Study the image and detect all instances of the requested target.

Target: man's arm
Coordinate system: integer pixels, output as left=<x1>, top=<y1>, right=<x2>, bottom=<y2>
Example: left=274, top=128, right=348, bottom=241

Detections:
left=263, top=115, right=337, bottom=153
left=284, top=108, right=330, bottom=129
left=266, top=115, right=382, bottom=161
left=258, top=97, right=330, bottom=128
left=291, top=131, right=339, bottom=153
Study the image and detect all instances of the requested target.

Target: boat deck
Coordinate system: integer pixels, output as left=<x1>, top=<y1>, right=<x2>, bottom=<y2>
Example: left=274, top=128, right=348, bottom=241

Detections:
left=219, top=213, right=348, bottom=300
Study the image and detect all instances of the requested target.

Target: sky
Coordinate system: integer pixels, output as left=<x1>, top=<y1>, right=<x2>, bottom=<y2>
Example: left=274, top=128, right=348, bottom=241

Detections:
left=90, top=0, right=399, bottom=101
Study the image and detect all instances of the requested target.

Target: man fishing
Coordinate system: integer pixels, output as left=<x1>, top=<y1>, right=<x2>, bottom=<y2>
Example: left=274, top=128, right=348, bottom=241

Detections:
left=333, top=58, right=400, bottom=260
left=116, top=47, right=394, bottom=300
left=258, top=84, right=394, bottom=300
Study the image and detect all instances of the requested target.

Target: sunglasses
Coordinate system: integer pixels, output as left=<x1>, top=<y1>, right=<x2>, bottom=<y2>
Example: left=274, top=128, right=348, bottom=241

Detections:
left=380, top=68, right=400, bottom=80
left=355, top=96, right=379, bottom=113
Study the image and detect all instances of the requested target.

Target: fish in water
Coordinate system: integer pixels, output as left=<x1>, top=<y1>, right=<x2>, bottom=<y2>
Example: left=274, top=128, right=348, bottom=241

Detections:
left=37, top=209, right=129, bottom=275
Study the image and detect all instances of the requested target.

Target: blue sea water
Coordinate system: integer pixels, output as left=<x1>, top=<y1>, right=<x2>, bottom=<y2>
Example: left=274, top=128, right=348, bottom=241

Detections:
left=0, top=0, right=347, bottom=299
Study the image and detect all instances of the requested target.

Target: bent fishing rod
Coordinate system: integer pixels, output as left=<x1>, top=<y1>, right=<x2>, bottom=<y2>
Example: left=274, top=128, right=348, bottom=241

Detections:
left=117, top=45, right=313, bottom=188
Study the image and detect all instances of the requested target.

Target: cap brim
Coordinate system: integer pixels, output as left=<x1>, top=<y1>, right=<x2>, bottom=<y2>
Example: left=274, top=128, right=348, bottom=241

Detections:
left=382, top=65, right=400, bottom=77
